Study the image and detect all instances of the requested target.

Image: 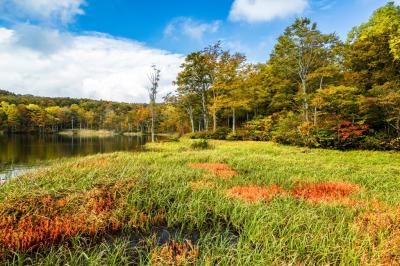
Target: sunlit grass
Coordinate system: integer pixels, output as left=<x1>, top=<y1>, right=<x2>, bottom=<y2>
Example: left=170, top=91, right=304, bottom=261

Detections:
left=1, top=139, right=400, bottom=264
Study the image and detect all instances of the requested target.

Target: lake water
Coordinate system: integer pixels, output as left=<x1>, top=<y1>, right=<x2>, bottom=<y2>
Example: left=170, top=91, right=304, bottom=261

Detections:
left=0, top=134, right=152, bottom=181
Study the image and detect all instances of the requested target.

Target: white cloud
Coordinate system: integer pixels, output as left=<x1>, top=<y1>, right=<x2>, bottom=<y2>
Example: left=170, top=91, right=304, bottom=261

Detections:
left=164, top=17, right=221, bottom=41
left=229, top=0, right=308, bottom=23
left=0, top=26, right=183, bottom=103
left=0, top=0, right=86, bottom=24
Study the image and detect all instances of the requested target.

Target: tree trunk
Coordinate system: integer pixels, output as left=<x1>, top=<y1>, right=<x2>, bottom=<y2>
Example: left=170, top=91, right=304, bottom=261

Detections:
left=201, top=91, right=208, bottom=131
left=189, top=115, right=195, bottom=133
left=151, top=106, right=155, bottom=142
left=198, top=118, right=201, bottom=132
left=319, top=76, right=324, bottom=90
left=187, top=105, right=195, bottom=133
left=232, top=108, right=236, bottom=134
left=301, top=79, right=309, bottom=122
left=213, top=110, right=217, bottom=132
left=313, top=106, right=317, bottom=127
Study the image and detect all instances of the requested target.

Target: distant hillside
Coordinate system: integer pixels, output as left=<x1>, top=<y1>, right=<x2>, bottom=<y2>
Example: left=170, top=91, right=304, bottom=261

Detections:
left=0, top=89, right=142, bottom=107
left=0, top=89, right=153, bottom=134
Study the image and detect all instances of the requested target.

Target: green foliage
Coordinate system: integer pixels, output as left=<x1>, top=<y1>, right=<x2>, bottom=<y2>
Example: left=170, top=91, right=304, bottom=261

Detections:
left=345, top=2, right=400, bottom=90
left=240, top=116, right=274, bottom=141
left=171, top=2, right=400, bottom=151
left=188, top=127, right=232, bottom=140
left=190, top=139, right=212, bottom=150
left=0, top=92, right=152, bottom=133
left=271, top=112, right=303, bottom=146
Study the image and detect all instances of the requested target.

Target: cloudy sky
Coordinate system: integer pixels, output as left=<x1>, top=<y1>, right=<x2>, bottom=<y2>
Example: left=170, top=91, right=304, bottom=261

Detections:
left=0, top=0, right=395, bottom=103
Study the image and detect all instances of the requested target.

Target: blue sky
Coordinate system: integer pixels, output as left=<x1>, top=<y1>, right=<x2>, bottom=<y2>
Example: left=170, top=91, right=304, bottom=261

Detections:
left=74, top=0, right=392, bottom=61
left=0, top=0, right=395, bottom=102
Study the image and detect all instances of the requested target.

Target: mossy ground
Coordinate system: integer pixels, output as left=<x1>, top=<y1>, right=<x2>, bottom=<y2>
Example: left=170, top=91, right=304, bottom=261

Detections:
left=1, top=139, right=400, bottom=265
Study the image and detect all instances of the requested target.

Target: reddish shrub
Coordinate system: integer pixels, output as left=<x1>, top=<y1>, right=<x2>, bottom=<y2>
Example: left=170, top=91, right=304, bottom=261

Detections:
left=338, top=120, right=369, bottom=142
left=227, top=185, right=285, bottom=202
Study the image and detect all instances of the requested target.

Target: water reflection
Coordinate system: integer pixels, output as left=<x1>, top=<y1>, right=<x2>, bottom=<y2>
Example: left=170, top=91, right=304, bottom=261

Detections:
left=0, top=134, right=152, bottom=179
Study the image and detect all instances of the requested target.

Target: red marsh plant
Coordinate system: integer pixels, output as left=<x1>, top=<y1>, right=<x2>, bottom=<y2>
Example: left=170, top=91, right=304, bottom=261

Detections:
left=291, top=181, right=360, bottom=205
left=0, top=181, right=136, bottom=254
left=151, top=240, right=199, bottom=266
left=189, top=163, right=237, bottom=179
left=355, top=202, right=400, bottom=265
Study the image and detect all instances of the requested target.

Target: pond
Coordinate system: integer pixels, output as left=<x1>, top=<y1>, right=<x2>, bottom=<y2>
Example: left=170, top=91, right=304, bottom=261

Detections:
left=0, top=134, right=154, bottom=181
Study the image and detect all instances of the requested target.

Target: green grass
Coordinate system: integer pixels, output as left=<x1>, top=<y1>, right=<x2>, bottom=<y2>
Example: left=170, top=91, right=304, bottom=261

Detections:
left=58, top=129, right=116, bottom=137
left=1, top=139, right=400, bottom=265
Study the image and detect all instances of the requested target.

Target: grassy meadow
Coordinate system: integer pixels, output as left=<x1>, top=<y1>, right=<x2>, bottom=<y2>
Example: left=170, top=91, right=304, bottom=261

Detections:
left=1, top=139, right=400, bottom=265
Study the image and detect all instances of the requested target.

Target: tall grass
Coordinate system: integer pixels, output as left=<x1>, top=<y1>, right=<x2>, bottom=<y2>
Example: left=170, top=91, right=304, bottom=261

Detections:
left=1, top=139, right=400, bottom=264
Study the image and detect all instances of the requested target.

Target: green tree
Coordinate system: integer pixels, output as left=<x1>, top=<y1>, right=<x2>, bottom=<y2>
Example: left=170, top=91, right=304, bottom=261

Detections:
left=269, top=18, right=340, bottom=122
left=210, top=51, right=246, bottom=132
left=345, top=2, right=400, bottom=91
left=311, top=86, right=360, bottom=125
left=26, top=104, right=46, bottom=131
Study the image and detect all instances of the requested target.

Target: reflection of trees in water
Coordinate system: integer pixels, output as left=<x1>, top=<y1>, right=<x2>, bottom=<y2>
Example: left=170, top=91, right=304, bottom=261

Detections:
left=0, top=135, right=149, bottom=166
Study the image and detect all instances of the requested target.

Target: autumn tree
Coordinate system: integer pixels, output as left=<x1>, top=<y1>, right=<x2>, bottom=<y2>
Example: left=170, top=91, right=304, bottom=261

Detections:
left=345, top=2, right=400, bottom=91
left=269, top=18, right=340, bottom=122
left=175, top=43, right=225, bottom=132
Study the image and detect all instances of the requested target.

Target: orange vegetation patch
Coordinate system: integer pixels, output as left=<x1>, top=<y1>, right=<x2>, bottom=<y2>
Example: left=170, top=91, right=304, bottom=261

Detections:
left=189, top=163, right=230, bottom=171
left=291, top=181, right=360, bottom=204
left=355, top=205, right=400, bottom=264
left=151, top=240, right=199, bottom=266
left=227, top=185, right=286, bottom=203
left=189, top=163, right=237, bottom=179
left=0, top=181, right=136, bottom=253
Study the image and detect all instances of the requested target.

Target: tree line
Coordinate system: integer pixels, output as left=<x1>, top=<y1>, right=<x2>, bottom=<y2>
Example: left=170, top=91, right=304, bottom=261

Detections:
left=165, top=2, right=400, bottom=150
left=0, top=90, right=158, bottom=133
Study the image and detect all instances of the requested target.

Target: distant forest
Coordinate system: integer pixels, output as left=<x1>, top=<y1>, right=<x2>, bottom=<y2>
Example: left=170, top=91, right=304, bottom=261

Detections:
left=1, top=2, right=400, bottom=150
left=0, top=90, right=152, bottom=133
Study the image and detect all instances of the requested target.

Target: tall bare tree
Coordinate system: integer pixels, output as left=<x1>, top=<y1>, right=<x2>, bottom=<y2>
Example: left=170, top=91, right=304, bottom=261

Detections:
left=147, top=65, right=161, bottom=142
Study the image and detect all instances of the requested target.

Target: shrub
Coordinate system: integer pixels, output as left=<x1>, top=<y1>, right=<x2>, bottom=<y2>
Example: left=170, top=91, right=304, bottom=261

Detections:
left=187, top=127, right=231, bottom=140
left=336, top=120, right=369, bottom=149
left=360, top=134, right=387, bottom=150
left=211, top=127, right=231, bottom=139
left=190, top=139, right=212, bottom=150
left=243, top=116, right=274, bottom=141
left=271, top=112, right=303, bottom=146
left=226, top=130, right=247, bottom=141
left=388, top=137, right=400, bottom=151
